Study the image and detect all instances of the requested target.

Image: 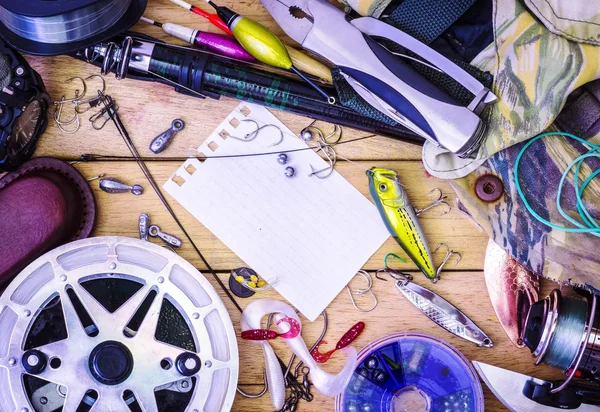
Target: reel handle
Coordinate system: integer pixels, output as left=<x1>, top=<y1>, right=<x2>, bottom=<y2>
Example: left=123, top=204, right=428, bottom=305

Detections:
left=523, top=379, right=600, bottom=409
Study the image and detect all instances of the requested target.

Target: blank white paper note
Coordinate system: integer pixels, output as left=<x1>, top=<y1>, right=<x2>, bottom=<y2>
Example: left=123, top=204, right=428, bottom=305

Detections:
left=164, top=103, right=389, bottom=321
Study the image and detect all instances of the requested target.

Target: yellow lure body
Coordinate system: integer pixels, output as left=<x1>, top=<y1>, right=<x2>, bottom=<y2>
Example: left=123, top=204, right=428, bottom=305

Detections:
left=368, top=167, right=437, bottom=281
left=231, top=17, right=293, bottom=70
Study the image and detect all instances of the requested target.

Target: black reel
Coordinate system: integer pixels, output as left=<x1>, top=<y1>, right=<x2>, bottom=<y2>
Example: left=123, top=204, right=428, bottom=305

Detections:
left=0, top=38, right=49, bottom=172
left=523, top=379, right=600, bottom=409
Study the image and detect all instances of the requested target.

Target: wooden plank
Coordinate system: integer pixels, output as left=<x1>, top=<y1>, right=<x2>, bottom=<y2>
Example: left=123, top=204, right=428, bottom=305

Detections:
left=206, top=270, right=563, bottom=411
left=7, top=2, right=547, bottom=412
left=72, top=160, right=488, bottom=271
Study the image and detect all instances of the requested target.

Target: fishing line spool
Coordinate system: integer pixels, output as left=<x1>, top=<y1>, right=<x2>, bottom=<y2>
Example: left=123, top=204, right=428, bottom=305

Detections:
left=0, top=0, right=147, bottom=55
left=524, top=289, right=600, bottom=390
left=0, top=237, right=239, bottom=411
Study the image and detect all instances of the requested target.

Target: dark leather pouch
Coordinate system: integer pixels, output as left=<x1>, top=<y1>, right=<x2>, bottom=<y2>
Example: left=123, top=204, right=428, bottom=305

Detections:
left=0, top=157, right=96, bottom=288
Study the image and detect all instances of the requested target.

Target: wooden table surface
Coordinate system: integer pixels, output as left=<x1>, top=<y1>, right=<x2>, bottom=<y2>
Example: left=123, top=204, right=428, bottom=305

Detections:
left=22, top=1, right=564, bottom=410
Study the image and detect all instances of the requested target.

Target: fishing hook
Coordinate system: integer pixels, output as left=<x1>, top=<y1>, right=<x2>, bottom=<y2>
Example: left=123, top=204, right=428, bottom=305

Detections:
left=322, top=124, right=343, bottom=144
left=309, top=141, right=337, bottom=179
left=415, top=188, right=451, bottom=216
left=434, top=243, right=462, bottom=277
left=54, top=96, right=78, bottom=125
left=228, top=119, right=284, bottom=147
left=54, top=97, right=81, bottom=134
left=346, top=270, right=378, bottom=312
left=53, top=76, right=88, bottom=104
left=236, top=369, right=268, bottom=398
left=299, top=122, right=343, bottom=145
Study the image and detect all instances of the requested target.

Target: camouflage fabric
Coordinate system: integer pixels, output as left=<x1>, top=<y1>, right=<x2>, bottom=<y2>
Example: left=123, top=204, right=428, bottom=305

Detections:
left=525, top=0, right=600, bottom=45
left=449, top=129, right=600, bottom=291
left=423, top=0, right=600, bottom=179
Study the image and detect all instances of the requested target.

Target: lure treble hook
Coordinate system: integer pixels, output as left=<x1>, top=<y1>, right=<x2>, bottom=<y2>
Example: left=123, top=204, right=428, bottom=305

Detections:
left=415, top=188, right=451, bottom=216
left=434, top=243, right=462, bottom=277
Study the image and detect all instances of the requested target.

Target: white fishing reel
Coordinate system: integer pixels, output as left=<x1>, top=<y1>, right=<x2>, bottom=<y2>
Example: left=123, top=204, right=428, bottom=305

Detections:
left=0, top=236, right=239, bottom=412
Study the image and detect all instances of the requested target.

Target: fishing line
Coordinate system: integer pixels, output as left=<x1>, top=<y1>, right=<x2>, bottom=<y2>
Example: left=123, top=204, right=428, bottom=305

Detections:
left=542, top=296, right=588, bottom=369
left=0, top=0, right=132, bottom=44
left=515, top=131, right=600, bottom=237
left=79, top=133, right=378, bottom=162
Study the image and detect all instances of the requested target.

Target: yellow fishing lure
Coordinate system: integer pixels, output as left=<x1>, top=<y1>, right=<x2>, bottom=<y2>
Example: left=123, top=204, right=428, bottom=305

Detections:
left=367, top=167, right=437, bottom=282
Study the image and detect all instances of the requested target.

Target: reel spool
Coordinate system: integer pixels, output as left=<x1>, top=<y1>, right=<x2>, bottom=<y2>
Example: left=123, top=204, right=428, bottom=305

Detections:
left=524, top=289, right=600, bottom=389
left=0, top=237, right=239, bottom=412
left=0, top=0, right=147, bottom=55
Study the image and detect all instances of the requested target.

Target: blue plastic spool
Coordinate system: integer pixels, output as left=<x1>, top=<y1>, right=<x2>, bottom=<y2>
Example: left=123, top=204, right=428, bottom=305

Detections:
left=336, top=333, right=484, bottom=412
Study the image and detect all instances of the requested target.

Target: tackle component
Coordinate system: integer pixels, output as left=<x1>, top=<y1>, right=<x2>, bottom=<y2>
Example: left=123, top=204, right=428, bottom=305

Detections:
left=524, top=289, right=600, bottom=391
left=261, top=0, right=497, bottom=156
left=312, top=321, right=365, bottom=363
left=367, top=167, right=437, bottom=282
left=205, top=0, right=333, bottom=102
left=139, top=16, right=255, bottom=62
left=138, top=213, right=150, bottom=241
left=0, top=237, right=239, bottom=411
left=378, top=268, right=493, bottom=347
left=76, top=34, right=425, bottom=145
left=149, top=118, right=185, bottom=154
left=484, top=239, right=539, bottom=348
left=99, top=177, right=143, bottom=195
left=148, top=225, right=183, bottom=248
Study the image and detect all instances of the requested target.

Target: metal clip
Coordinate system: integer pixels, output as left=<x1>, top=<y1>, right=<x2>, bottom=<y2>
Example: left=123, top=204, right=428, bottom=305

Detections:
left=149, top=225, right=182, bottom=248
left=150, top=119, right=185, bottom=154
left=89, top=102, right=119, bottom=130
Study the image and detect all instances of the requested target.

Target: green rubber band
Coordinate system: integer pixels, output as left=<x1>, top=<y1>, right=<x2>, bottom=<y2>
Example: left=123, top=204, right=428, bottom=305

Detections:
left=514, top=132, right=600, bottom=237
